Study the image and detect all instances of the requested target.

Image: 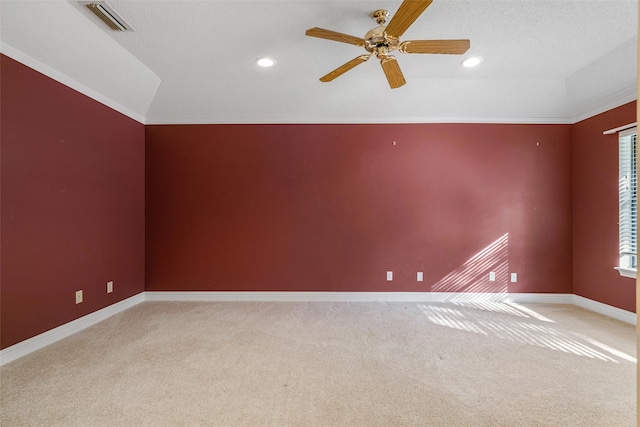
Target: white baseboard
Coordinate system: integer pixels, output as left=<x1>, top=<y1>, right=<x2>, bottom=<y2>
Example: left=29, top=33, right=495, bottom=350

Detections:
left=1, top=291, right=634, bottom=366
left=0, top=293, right=144, bottom=366
left=144, top=291, right=576, bottom=304
left=505, top=293, right=575, bottom=304
left=572, top=295, right=637, bottom=325
left=144, top=292, right=633, bottom=323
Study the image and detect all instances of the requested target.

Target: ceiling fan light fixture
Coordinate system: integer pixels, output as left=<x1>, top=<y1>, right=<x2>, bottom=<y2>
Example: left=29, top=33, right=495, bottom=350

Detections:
left=256, top=57, right=276, bottom=67
left=462, top=56, right=483, bottom=68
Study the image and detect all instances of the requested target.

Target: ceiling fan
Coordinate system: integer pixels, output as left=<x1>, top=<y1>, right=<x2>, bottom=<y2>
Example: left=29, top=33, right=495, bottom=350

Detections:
left=305, top=0, right=470, bottom=89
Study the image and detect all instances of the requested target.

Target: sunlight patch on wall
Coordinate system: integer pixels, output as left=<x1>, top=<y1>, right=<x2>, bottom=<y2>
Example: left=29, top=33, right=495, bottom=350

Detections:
left=432, top=233, right=509, bottom=296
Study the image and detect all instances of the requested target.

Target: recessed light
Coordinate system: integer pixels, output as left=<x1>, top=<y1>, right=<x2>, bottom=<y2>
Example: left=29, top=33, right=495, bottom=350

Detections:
left=256, top=57, right=276, bottom=67
left=462, top=56, right=482, bottom=68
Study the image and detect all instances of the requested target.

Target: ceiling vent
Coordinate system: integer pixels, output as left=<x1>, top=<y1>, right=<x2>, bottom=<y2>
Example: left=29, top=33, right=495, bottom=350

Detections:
left=80, top=1, right=134, bottom=32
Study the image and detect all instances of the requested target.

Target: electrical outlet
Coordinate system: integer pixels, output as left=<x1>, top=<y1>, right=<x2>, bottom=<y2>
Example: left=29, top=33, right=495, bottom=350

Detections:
left=417, top=272, right=423, bottom=281
left=75, top=290, right=83, bottom=304
left=386, top=271, right=393, bottom=281
left=510, top=273, right=518, bottom=282
left=107, top=281, right=113, bottom=293
left=489, top=272, right=496, bottom=281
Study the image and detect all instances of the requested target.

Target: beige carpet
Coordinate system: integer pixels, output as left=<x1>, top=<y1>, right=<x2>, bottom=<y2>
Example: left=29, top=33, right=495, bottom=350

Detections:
left=0, top=301, right=636, bottom=426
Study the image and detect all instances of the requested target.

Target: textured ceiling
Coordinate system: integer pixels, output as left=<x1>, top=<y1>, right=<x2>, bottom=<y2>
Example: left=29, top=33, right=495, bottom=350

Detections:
left=1, top=0, right=637, bottom=124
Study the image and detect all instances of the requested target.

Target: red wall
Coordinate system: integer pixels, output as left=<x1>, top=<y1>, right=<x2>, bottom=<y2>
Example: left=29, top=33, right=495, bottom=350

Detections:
left=2, top=52, right=634, bottom=351
left=572, top=101, right=637, bottom=312
left=146, top=123, right=573, bottom=294
left=0, top=55, right=146, bottom=349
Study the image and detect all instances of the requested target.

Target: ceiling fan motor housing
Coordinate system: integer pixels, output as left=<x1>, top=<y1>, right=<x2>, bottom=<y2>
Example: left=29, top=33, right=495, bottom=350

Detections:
left=364, top=26, right=400, bottom=58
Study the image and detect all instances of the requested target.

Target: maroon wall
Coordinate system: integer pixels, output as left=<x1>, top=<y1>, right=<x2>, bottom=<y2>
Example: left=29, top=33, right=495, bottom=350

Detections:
left=3, top=52, right=632, bottom=351
left=146, top=123, right=573, bottom=294
left=1, top=55, right=146, bottom=349
left=572, top=101, right=637, bottom=312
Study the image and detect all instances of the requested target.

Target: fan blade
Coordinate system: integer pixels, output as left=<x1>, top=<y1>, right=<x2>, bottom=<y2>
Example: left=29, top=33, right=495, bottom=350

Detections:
left=380, top=56, right=406, bottom=89
left=320, top=55, right=371, bottom=82
left=399, top=39, right=470, bottom=54
left=385, top=0, right=433, bottom=40
left=305, top=27, right=365, bottom=47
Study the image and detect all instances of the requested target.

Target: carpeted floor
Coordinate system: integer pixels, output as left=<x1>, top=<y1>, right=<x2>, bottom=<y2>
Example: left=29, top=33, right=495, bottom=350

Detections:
left=0, top=301, right=636, bottom=426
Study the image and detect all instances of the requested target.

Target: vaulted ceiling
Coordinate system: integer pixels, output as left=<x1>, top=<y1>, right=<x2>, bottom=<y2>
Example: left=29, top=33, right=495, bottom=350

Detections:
left=1, top=0, right=637, bottom=124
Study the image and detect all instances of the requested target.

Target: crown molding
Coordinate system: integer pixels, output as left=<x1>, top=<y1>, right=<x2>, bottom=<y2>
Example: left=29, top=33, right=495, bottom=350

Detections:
left=1, top=42, right=145, bottom=124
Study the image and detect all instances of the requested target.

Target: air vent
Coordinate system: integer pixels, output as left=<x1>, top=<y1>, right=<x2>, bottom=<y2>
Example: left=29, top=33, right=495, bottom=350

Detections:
left=80, top=1, right=134, bottom=32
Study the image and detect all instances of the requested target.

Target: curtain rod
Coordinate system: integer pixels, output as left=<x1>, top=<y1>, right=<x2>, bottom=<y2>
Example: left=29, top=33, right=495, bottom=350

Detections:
left=603, top=122, right=637, bottom=135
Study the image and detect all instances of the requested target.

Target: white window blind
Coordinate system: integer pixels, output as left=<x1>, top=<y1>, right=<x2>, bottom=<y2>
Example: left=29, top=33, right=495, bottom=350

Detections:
left=618, top=127, right=637, bottom=273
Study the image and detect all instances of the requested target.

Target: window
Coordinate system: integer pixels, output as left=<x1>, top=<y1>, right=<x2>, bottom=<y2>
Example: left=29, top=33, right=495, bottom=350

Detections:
left=618, top=127, right=637, bottom=278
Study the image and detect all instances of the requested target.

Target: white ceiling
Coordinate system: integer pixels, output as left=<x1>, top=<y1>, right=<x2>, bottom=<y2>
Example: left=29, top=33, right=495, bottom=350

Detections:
left=1, top=0, right=637, bottom=124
